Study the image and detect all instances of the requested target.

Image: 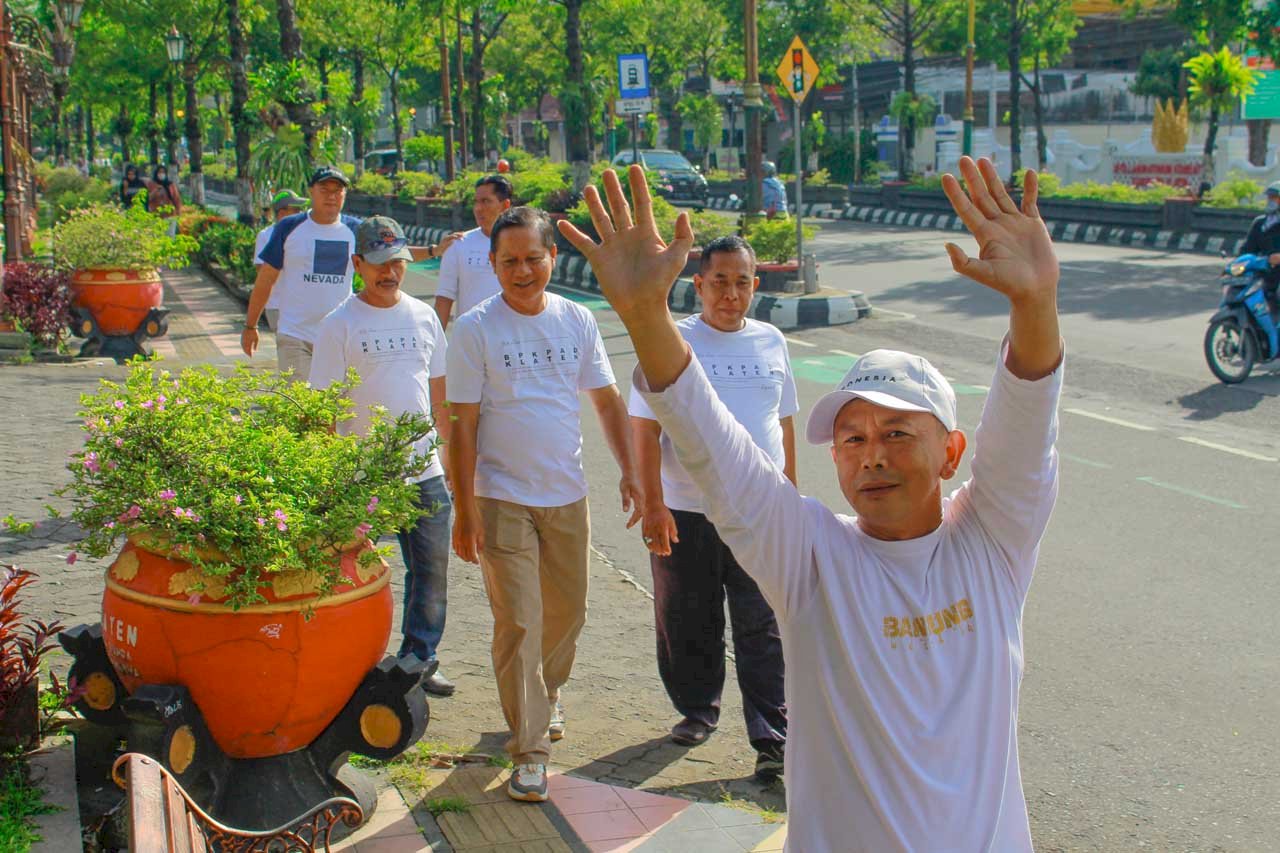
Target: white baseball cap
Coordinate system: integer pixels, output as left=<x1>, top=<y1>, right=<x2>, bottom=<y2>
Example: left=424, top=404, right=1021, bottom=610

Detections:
left=805, top=349, right=958, bottom=445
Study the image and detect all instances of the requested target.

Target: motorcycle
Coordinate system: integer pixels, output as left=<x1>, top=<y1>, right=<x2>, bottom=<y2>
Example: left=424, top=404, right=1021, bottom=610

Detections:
left=1204, top=253, right=1280, bottom=384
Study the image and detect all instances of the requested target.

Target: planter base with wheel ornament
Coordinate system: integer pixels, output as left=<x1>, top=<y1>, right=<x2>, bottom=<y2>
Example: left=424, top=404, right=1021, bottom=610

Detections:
left=68, top=268, right=171, bottom=363
left=58, top=537, right=430, bottom=833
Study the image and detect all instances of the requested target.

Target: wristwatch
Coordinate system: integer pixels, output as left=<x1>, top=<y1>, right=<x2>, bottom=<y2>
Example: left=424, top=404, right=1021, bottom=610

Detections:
left=428, top=243, right=438, bottom=259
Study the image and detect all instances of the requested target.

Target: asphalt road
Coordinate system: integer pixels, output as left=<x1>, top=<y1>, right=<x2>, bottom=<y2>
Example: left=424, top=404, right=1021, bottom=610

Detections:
left=407, top=218, right=1280, bottom=851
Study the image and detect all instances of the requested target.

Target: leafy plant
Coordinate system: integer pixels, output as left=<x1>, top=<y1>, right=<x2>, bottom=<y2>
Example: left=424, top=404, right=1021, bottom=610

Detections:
left=1185, top=48, right=1259, bottom=176
left=198, top=222, right=259, bottom=285
left=1203, top=172, right=1264, bottom=209
left=249, top=125, right=312, bottom=199
left=58, top=363, right=435, bottom=610
left=743, top=215, right=818, bottom=264
left=352, top=171, right=393, bottom=196
left=403, top=134, right=444, bottom=169
left=395, top=171, right=443, bottom=203
left=0, top=566, right=63, bottom=751
left=50, top=198, right=198, bottom=272
left=0, top=761, right=58, bottom=849
left=39, top=167, right=111, bottom=223
left=0, top=264, right=72, bottom=348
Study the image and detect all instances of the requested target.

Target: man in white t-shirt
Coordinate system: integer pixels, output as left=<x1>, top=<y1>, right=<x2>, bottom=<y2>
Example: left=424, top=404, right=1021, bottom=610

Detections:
left=309, top=216, right=457, bottom=698
left=629, top=235, right=793, bottom=780
left=560, top=159, right=1064, bottom=852
left=242, top=165, right=457, bottom=380
left=447, top=206, right=642, bottom=803
left=433, top=174, right=512, bottom=329
left=253, top=190, right=307, bottom=332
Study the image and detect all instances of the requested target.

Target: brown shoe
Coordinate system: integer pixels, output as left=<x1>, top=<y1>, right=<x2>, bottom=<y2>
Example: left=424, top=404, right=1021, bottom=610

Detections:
left=670, top=717, right=716, bottom=746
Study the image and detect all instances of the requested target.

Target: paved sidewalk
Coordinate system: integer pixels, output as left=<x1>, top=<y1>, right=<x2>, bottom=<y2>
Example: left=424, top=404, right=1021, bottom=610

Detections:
left=342, top=765, right=786, bottom=852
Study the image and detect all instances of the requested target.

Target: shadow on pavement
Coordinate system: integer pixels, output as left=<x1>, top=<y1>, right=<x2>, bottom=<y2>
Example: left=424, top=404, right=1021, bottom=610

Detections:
left=1177, top=382, right=1268, bottom=420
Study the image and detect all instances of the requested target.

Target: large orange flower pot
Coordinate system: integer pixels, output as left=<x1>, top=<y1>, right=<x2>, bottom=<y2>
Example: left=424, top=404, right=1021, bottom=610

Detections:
left=101, top=537, right=392, bottom=759
left=69, top=268, right=163, bottom=336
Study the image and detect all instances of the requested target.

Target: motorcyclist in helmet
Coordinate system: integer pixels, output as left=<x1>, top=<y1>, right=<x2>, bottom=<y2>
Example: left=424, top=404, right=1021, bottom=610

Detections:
left=1241, top=181, right=1280, bottom=317
left=761, top=161, right=788, bottom=219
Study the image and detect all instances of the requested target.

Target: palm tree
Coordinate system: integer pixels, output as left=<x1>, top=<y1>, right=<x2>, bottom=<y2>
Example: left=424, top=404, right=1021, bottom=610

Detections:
left=1185, top=48, right=1258, bottom=184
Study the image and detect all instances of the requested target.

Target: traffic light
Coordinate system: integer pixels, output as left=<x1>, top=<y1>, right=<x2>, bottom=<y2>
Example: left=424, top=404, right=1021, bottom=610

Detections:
left=792, top=49, right=804, bottom=94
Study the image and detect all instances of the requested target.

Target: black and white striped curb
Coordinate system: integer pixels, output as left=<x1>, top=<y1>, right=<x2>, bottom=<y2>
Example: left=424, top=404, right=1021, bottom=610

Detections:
left=549, top=253, right=871, bottom=330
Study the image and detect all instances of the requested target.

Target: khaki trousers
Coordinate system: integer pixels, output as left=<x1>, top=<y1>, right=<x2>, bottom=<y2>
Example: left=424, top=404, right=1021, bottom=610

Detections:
left=477, top=496, right=590, bottom=765
left=276, top=333, right=313, bottom=382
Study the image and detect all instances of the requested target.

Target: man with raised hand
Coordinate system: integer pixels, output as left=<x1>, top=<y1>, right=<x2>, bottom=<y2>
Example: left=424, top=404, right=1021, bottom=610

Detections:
left=447, top=206, right=642, bottom=804
left=434, top=174, right=512, bottom=330
left=629, top=234, right=793, bottom=780
left=558, top=158, right=1063, bottom=851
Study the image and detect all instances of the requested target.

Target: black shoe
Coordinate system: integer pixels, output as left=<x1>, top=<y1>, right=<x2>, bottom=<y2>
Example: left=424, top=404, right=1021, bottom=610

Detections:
left=423, top=669, right=456, bottom=697
left=670, top=717, right=716, bottom=746
left=754, top=743, right=784, bottom=782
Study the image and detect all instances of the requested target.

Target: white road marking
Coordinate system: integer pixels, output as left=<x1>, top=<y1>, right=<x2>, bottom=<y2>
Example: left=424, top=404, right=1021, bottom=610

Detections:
left=1136, top=477, right=1246, bottom=510
left=1177, top=436, right=1279, bottom=462
left=1063, top=408, right=1156, bottom=432
left=830, top=349, right=860, bottom=359
left=867, top=307, right=917, bottom=320
left=785, top=336, right=817, bottom=348
left=1061, top=452, right=1112, bottom=469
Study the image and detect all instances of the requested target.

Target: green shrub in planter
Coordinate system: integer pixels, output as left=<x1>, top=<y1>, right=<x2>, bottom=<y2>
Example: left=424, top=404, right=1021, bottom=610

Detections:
left=396, top=170, right=443, bottom=202
left=1204, top=172, right=1264, bottom=209
left=352, top=171, right=393, bottom=196
left=199, top=221, right=259, bottom=284
left=744, top=216, right=819, bottom=264
left=50, top=200, right=198, bottom=272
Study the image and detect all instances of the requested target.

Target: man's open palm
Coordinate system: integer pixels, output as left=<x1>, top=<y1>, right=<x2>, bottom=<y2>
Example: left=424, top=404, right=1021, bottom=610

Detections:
left=942, top=157, right=1059, bottom=303
left=556, top=166, right=694, bottom=315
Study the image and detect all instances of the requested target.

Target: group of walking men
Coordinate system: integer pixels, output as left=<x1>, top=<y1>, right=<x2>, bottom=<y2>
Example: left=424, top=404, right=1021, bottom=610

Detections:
left=240, top=165, right=792, bottom=800
left=239, top=156, right=1065, bottom=852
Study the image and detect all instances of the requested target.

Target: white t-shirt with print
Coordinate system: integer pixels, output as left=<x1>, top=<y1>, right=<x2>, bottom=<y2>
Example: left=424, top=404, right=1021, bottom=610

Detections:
left=629, top=315, right=797, bottom=513
left=435, top=227, right=501, bottom=320
left=308, top=293, right=447, bottom=482
left=637, top=343, right=1062, bottom=853
left=258, top=211, right=361, bottom=343
left=447, top=292, right=615, bottom=507
left=254, top=224, right=280, bottom=310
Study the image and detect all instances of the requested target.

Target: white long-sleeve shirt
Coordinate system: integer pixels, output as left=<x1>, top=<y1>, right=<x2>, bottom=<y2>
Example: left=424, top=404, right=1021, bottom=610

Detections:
left=637, top=342, right=1062, bottom=852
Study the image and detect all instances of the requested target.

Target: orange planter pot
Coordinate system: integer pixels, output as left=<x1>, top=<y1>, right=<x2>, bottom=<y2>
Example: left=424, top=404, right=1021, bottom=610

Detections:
left=70, top=268, right=163, bottom=336
left=101, top=538, right=392, bottom=759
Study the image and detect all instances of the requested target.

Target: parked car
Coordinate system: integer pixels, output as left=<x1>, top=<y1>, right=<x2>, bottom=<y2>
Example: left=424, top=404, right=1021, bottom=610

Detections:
left=611, top=149, right=708, bottom=203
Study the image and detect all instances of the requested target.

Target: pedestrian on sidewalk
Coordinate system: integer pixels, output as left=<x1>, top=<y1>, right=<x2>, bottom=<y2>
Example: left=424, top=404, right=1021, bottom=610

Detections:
left=630, top=234, right=792, bottom=781
left=309, top=216, right=457, bottom=698
left=241, top=166, right=457, bottom=379
left=120, top=164, right=147, bottom=209
left=433, top=174, right=511, bottom=330
left=253, top=190, right=309, bottom=333
left=447, top=206, right=642, bottom=804
left=560, top=159, right=1064, bottom=852
left=147, top=164, right=183, bottom=232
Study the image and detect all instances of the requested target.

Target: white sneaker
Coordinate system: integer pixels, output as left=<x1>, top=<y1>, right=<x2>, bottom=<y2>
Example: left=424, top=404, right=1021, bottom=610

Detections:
left=507, top=763, right=549, bottom=802
left=549, top=701, right=566, bottom=741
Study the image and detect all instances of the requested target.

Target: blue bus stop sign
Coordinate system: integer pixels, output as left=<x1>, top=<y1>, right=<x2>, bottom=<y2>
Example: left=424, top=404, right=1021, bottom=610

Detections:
left=618, top=53, right=650, bottom=100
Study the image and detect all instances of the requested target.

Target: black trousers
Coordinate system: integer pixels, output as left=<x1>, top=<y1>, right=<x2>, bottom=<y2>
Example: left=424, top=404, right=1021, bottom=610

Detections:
left=650, top=509, right=787, bottom=748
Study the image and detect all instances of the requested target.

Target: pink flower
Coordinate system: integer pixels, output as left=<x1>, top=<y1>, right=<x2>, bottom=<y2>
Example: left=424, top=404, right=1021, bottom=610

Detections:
left=273, top=509, right=288, bottom=523
left=114, top=438, right=124, bottom=448
left=157, top=394, right=167, bottom=405
left=66, top=552, right=78, bottom=565
left=113, top=400, right=125, bottom=409
left=159, top=489, right=176, bottom=501
left=354, top=522, right=372, bottom=538
left=172, top=507, right=186, bottom=518
left=276, top=520, right=287, bottom=532
left=83, top=452, right=100, bottom=474
left=366, top=496, right=380, bottom=513
left=106, top=461, right=118, bottom=470
left=256, top=517, right=267, bottom=527
left=140, top=400, right=154, bottom=410
left=233, top=495, right=243, bottom=505
left=104, top=521, right=115, bottom=530
left=120, top=504, right=142, bottom=521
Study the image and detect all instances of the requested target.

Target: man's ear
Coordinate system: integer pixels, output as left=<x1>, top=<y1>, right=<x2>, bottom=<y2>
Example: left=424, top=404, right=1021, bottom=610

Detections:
left=940, top=429, right=967, bottom=479
left=693, top=273, right=704, bottom=298
left=751, top=275, right=760, bottom=294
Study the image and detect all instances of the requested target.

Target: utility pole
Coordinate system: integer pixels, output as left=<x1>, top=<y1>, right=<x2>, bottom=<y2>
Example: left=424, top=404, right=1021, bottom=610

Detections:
left=963, top=0, right=975, bottom=156
left=743, top=0, right=762, bottom=215
left=851, top=58, right=861, bottom=183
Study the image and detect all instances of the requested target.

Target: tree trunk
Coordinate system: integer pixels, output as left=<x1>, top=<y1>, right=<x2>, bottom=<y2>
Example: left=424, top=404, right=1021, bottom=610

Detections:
left=455, top=0, right=468, bottom=168
left=390, top=73, right=404, bottom=174
left=563, top=0, right=591, bottom=165
left=276, top=0, right=316, bottom=162
left=1007, top=11, right=1023, bottom=177
left=165, top=75, right=180, bottom=168
left=1247, top=119, right=1270, bottom=167
left=901, top=3, right=916, bottom=179
left=1032, top=59, right=1047, bottom=170
left=86, top=103, right=95, bottom=164
left=147, top=81, right=160, bottom=165
left=665, top=89, right=683, bottom=152
left=118, top=102, right=132, bottom=163
left=227, top=0, right=254, bottom=223
left=184, top=61, right=206, bottom=206
left=1203, top=106, right=1220, bottom=186
left=351, top=50, right=367, bottom=177
left=50, top=85, right=63, bottom=162
left=470, top=6, right=485, bottom=162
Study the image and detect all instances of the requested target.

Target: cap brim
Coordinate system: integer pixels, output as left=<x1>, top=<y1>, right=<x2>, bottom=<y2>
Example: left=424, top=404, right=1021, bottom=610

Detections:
left=804, top=390, right=933, bottom=445
left=361, top=245, right=414, bottom=264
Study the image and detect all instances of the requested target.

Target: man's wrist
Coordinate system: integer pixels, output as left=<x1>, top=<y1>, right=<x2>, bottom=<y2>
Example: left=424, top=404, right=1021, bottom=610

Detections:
left=243, top=320, right=258, bottom=331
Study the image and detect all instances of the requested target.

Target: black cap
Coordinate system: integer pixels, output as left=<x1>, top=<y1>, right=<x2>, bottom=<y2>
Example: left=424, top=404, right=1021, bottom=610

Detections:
left=309, top=166, right=351, bottom=187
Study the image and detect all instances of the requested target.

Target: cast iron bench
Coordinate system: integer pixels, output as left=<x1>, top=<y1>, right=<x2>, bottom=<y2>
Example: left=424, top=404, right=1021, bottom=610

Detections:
left=112, top=753, right=364, bottom=852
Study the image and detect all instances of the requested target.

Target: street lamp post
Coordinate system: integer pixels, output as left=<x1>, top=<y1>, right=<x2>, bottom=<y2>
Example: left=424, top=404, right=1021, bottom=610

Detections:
left=962, top=0, right=975, bottom=157
left=164, top=26, right=185, bottom=170
left=743, top=0, right=763, bottom=215
left=439, top=12, right=455, bottom=181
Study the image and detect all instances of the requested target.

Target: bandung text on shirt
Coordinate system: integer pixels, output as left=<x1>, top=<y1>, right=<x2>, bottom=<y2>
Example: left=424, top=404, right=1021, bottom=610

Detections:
left=500, top=335, right=580, bottom=380
left=882, top=597, right=975, bottom=651
left=303, top=240, right=350, bottom=284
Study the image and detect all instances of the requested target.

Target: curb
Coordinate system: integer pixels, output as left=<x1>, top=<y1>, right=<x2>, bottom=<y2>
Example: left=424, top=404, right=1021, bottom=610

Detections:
left=29, top=736, right=81, bottom=852
left=548, top=253, right=871, bottom=331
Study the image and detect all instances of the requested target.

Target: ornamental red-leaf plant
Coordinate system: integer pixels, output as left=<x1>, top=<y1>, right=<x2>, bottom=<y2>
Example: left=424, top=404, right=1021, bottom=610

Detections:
left=0, top=263, right=73, bottom=348
left=0, top=565, right=64, bottom=722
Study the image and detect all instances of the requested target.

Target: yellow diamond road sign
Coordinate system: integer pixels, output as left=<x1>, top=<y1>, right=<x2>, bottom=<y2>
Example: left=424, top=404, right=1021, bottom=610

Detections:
left=776, top=36, right=819, bottom=103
